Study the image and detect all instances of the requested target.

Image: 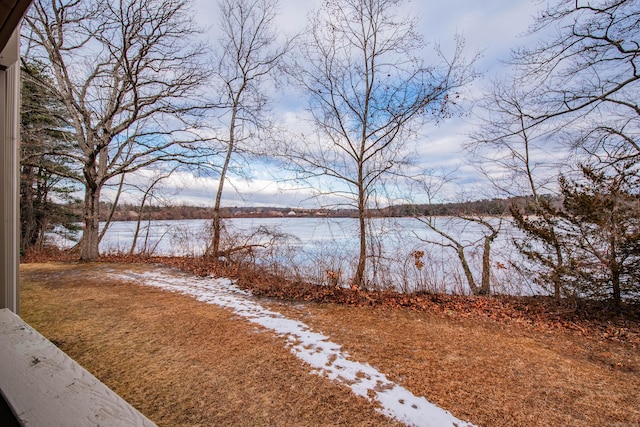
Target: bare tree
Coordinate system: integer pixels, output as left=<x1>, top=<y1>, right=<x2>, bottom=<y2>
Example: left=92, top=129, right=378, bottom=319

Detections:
left=512, top=0, right=640, bottom=166
left=467, top=81, right=569, bottom=299
left=411, top=173, right=502, bottom=296
left=467, top=81, right=561, bottom=200
left=416, top=215, right=501, bottom=296
left=128, top=167, right=177, bottom=256
left=23, top=0, right=210, bottom=260
left=208, top=0, right=291, bottom=257
left=283, top=0, right=476, bottom=287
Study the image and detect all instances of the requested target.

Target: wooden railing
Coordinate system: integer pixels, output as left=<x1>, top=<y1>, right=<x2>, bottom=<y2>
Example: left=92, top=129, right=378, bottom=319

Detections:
left=0, top=309, right=157, bottom=426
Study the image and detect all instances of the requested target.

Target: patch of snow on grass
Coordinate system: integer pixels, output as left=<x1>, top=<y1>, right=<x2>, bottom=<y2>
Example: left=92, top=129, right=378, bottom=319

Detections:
left=112, top=269, right=476, bottom=427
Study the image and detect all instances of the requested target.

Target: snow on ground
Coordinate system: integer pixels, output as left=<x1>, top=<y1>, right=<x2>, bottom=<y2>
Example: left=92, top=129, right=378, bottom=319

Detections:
left=110, top=268, right=476, bottom=427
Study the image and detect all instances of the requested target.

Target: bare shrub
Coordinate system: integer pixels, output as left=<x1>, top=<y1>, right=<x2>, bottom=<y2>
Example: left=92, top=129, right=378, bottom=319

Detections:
left=169, top=226, right=208, bottom=257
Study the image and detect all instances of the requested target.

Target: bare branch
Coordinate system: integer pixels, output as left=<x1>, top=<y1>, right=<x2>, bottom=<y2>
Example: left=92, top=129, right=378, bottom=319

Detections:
left=23, top=0, right=211, bottom=260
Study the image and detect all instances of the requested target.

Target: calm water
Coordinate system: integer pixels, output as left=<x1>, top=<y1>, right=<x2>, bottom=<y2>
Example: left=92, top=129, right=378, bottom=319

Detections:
left=52, top=216, right=537, bottom=295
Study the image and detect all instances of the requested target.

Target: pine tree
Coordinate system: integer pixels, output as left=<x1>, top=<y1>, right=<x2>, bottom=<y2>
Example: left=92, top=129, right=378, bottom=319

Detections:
left=559, top=164, right=640, bottom=308
left=20, top=61, right=80, bottom=253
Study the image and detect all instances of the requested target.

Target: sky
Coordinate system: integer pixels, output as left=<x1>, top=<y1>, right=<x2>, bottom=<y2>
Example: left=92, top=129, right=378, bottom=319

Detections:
left=111, top=0, right=543, bottom=209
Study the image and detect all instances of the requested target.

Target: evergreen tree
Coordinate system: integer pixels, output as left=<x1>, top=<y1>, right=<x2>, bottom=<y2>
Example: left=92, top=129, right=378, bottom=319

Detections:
left=511, top=164, right=640, bottom=307
left=559, top=164, right=640, bottom=307
left=20, top=61, right=80, bottom=253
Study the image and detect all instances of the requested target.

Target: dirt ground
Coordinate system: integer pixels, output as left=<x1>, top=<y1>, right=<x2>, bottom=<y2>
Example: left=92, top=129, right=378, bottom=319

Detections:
left=20, top=262, right=640, bottom=426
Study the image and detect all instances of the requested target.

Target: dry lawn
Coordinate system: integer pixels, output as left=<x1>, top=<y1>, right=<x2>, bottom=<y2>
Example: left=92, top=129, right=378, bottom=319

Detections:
left=20, top=262, right=640, bottom=426
left=20, top=262, right=401, bottom=427
left=267, top=301, right=640, bottom=426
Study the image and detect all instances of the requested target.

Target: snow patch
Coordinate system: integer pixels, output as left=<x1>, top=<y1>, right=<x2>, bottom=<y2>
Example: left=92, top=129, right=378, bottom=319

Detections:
left=112, top=269, right=476, bottom=427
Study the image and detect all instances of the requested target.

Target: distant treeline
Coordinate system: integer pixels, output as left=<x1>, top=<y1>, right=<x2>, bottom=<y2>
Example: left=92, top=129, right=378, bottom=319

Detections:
left=84, top=195, right=560, bottom=222
left=381, top=195, right=563, bottom=217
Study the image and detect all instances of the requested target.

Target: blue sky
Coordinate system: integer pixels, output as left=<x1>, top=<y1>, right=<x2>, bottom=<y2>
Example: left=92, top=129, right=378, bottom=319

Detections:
left=109, top=0, right=543, bottom=208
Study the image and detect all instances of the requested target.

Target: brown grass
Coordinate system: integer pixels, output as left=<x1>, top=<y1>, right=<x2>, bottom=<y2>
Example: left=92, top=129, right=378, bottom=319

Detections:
left=20, top=261, right=640, bottom=426
left=20, top=262, right=402, bottom=427
left=265, top=301, right=640, bottom=426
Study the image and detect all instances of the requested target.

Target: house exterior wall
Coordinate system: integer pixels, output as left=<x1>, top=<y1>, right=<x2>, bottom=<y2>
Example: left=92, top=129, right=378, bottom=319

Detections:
left=0, top=28, right=21, bottom=314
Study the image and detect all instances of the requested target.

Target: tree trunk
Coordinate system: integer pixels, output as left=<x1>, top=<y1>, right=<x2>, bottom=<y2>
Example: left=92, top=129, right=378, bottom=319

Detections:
left=211, top=210, right=222, bottom=257
left=80, top=185, right=101, bottom=261
left=353, top=178, right=367, bottom=289
left=210, top=103, right=239, bottom=258
left=129, top=211, right=143, bottom=255
left=611, top=266, right=621, bottom=310
left=20, top=165, right=37, bottom=252
left=99, top=172, right=126, bottom=244
left=210, top=159, right=227, bottom=257
left=354, top=208, right=367, bottom=289
left=479, top=235, right=492, bottom=296
left=210, top=158, right=229, bottom=257
left=457, top=245, right=478, bottom=295
left=130, top=179, right=153, bottom=256
left=609, top=234, right=621, bottom=310
left=548, top=216, right=564, bottom=300
left=129, top=197, right=147, bottom=256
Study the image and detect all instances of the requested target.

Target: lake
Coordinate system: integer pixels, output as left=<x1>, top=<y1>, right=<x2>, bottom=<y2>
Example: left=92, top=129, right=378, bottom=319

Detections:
left=52, top=216, right=538, bottom=295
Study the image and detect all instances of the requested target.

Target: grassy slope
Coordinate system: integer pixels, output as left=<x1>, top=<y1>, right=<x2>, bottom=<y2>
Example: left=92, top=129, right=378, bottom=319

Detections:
left=20, top=262, right=640, bottom=426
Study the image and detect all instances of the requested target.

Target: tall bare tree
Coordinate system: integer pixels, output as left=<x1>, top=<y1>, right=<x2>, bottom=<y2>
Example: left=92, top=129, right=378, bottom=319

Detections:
left=23, top=0, right=210, bottom=260
left=208, top=0, right=290, bottom=257
left=512, top=0, right=640, bottom=166
left=467, top=81, right=569, bottom=299
left=283, top=0, right=475, bottom=287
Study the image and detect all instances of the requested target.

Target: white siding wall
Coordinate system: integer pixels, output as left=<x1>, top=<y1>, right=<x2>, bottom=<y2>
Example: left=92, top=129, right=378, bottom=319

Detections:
left=0, top=28, right=20, bottom=314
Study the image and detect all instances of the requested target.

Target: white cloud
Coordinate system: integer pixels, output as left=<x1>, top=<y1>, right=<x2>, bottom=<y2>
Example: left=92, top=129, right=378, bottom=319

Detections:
left=173, top=0, right=544, bottom=208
